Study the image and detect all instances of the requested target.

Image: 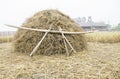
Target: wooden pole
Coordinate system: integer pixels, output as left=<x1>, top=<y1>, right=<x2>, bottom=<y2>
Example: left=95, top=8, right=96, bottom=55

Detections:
left=5, top=24, right=93, bottom=34
left=30, top=27, right=51, bottom=57
left=58, top=26, right=69, bottom=56
left=58, top=26, right=76, bottom=53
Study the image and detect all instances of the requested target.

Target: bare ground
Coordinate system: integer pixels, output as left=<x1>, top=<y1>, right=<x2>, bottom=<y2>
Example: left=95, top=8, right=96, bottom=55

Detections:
left=0, top=42, right=120, bottom=79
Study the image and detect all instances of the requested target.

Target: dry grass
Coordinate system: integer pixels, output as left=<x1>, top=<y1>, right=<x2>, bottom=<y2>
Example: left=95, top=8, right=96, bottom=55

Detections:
left=14, top=9, right=86, bottom=55
left=86, top=31, right=120, bottom=43
left=0, top=42, right=120, bottom=79
left=0, top=36, right=13, bottom=43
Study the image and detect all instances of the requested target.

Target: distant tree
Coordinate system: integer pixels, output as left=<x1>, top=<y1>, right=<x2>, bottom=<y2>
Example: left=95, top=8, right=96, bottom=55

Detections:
left=87, top=16, right=92, bottom=23
left=81, top=17, right=86, bottom=23
left=115, top=23, right=120, bottom=30
left=77, top=17, right=81, bottom=22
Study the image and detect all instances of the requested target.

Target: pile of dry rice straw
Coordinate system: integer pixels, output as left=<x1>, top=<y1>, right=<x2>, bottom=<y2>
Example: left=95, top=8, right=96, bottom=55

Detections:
left=14, top=9, right=87, bottom=55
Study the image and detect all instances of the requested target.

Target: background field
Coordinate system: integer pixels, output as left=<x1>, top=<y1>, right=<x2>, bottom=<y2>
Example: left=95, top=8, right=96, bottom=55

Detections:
left=0, top=31, right=120, bottom=79
left=0, top=36, right=13, bottom=43
left=0, top=31, right=120, bottom=43
left=86, top=31, right=120, bottom=43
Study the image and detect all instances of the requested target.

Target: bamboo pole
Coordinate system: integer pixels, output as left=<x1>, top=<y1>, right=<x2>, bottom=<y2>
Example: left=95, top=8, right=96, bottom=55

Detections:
left=30, top=27, right=51, bottom=57
left=58, top=26, right=76, bottom=53
left=58, top=26, right=69, bottom=56
left=5, top=24, right=93, bottom=34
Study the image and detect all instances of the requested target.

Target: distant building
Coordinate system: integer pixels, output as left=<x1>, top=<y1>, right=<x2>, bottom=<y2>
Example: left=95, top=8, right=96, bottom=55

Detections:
left=74, top=17, right=111, bottom=31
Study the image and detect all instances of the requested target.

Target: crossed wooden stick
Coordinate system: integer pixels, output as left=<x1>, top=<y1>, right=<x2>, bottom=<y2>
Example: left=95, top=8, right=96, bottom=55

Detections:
left=5, top=24, right=93, bottom=56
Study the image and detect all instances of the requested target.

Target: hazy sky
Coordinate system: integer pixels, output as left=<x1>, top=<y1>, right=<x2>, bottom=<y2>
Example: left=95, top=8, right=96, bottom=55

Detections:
left=0, top=0, right=120, bottom=31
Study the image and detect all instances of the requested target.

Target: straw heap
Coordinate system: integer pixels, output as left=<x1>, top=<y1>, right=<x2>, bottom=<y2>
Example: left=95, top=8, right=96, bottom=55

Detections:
left=14, top=9, right=87, bottom=55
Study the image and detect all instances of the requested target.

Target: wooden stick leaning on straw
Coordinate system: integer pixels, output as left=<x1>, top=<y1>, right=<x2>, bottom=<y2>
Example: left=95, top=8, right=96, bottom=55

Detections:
left=30, top=26, right=52, bottom=57
left=58, top=26, right=69, bottom=56
left=58, top=26, right=76, bottom=55
left=5, top=24, right=93, bottom=34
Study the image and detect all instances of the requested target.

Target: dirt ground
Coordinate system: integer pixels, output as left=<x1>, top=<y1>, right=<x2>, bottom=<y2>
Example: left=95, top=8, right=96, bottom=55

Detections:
left=0, top=42, right=120, bottom=79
